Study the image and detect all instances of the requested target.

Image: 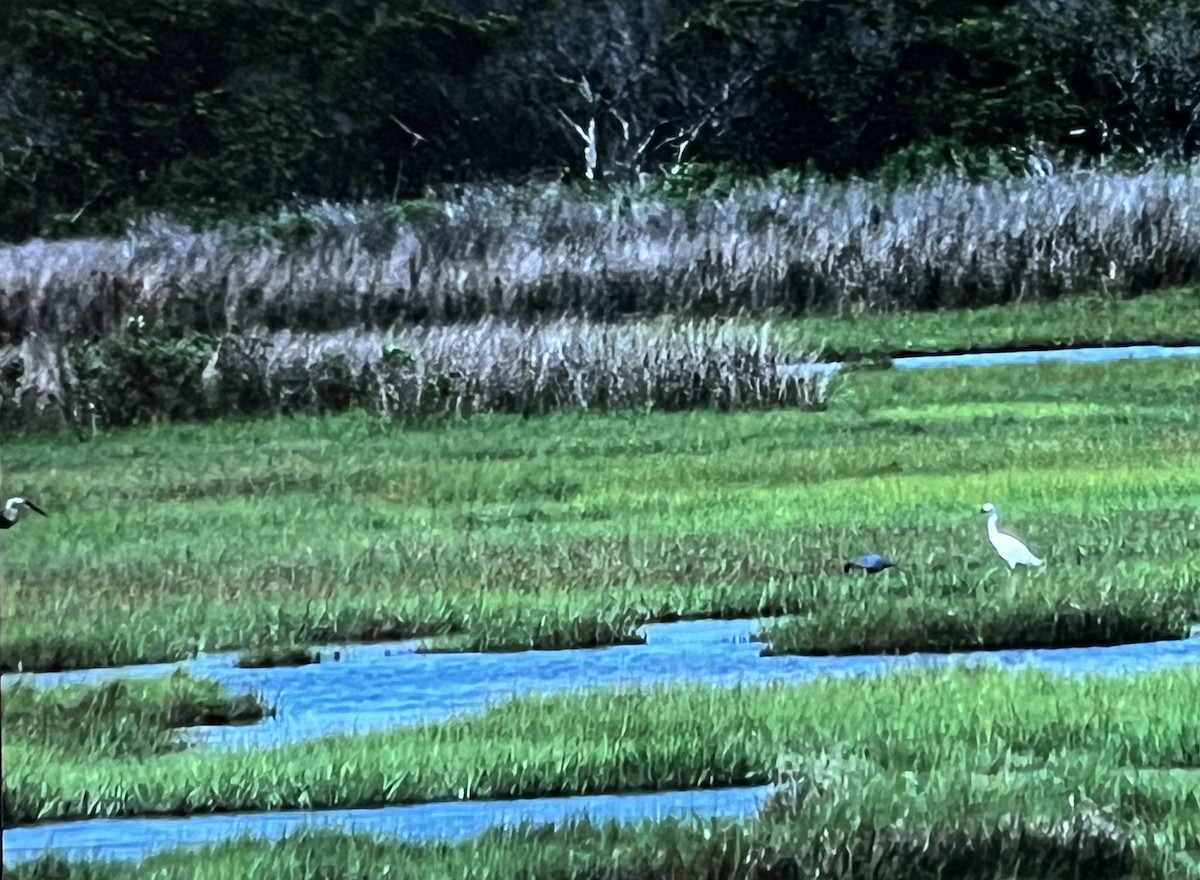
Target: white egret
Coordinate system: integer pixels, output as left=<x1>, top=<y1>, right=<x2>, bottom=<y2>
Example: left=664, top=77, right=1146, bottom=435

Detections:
left=843, top=553, right=896, bottom=574
left=1, top=497, right=48, bottom=530
left=980, top=502, right=1043, bottom=569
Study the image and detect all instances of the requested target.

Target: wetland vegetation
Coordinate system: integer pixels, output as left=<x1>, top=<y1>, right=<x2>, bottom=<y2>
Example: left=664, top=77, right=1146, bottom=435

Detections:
left=3, top=355, right=1198, bottom=672
left=7, top=801, right=1198, bottom=880
left=5, top=299, right=1198, bottom=877
left=6, top=666, right=1199, bottom=826
left=0, top=671, right=270, bottom=766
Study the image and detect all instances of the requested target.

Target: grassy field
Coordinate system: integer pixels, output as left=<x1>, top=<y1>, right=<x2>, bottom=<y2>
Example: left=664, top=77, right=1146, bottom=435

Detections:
left=755, top=590, right=1192, bottom=656
left=2, top=353, right=1198, bottom=670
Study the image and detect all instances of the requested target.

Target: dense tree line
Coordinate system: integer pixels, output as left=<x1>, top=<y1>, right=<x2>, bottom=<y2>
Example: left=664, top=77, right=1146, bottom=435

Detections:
left=2, top=0, right=1198, bottom=241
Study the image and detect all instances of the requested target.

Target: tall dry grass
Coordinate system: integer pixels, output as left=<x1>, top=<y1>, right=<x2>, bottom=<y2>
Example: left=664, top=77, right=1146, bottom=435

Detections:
left=3, top=162, right=1200, bottom=345
left=2, top=318, right=834, bottom=427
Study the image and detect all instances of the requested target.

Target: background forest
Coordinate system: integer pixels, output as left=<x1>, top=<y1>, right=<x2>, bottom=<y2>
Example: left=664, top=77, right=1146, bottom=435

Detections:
left=3, top=0, right=1200, bottom=241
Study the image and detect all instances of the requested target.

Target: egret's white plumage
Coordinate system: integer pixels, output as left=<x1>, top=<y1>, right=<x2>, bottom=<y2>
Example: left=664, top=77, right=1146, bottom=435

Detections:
left=980, top=502, right=1043, bottom=569
left=1, top=496, right=47, bottom=530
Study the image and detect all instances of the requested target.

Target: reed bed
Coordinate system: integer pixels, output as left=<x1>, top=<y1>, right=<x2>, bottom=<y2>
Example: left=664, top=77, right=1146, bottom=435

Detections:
left=4, top=164, right=1200, bottom=349
left=2, top=359, right=1197, bottom=671
left=214, top=318, right=834, bottom=416
left=2, top=317, right=833, bottom=427
left=5, top=665, right=1198, bottom=825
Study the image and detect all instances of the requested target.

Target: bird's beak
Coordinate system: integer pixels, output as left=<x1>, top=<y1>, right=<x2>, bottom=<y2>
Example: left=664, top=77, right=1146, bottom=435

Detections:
left=25, top=500, right=47, bottom=517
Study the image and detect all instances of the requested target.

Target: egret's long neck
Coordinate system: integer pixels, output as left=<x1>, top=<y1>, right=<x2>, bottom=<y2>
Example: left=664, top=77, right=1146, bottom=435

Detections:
left=986, top=511, right=1001, bottom=536
left=1, top=508, right=16, bottom=525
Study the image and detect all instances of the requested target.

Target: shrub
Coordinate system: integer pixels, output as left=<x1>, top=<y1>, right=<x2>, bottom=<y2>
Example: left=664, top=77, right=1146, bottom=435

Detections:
left=67, top=317, right=217, bottom=427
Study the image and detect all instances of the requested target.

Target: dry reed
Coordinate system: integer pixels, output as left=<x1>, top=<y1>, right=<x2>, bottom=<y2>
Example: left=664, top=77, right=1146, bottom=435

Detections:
left=3, top=162, right=1199, bottom=345
left=2, top=318, right=834, bottom=426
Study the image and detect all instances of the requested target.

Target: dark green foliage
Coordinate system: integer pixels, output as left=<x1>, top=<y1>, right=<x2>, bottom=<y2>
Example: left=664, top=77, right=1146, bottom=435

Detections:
left=68, top=318, right=218, bottom=427
left=1, top=0, right=494, bottom=239
left=4, top=0, right=1199, bottom=239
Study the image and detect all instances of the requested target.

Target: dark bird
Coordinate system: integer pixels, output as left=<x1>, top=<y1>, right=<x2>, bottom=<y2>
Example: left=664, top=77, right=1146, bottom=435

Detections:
left=843, top=553, right=896, bottom=574
left=1, top=497, right=48, bottom=530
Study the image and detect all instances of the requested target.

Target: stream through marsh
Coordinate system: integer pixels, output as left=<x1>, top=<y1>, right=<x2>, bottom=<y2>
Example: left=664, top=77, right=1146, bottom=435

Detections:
left=5, top=618, right=1198, bottom=865
left=5, top=343, right=1200, bottom=866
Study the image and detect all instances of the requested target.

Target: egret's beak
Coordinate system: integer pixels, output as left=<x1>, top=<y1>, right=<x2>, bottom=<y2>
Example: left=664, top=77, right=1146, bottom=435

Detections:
left=24, top=500, right=47, bottom=517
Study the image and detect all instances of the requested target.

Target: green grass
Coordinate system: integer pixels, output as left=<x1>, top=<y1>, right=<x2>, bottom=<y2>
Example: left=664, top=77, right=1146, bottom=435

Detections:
left=8, top=780, right=1198, bottom=880
left=416, top=616, right=646, bottom=653
left=2, top=356, right=1198, bottom=670
left=235, top=645, right=320, bottom=668
left=777, top=286, right=1200, bottom=360
left=758, top=589, right=1192, bottom=656
left=0, top=670, right=270, bottom=762
left=5, top=665, right=1199, bottom=825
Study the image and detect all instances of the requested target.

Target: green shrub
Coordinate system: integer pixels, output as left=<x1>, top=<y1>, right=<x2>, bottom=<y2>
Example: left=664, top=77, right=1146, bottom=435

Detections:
left=68, top=317, right=217, bottom=428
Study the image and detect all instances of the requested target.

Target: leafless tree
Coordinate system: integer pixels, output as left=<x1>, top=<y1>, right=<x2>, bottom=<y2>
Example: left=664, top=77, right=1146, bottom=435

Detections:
left=507, top=0, right=764, bottom=182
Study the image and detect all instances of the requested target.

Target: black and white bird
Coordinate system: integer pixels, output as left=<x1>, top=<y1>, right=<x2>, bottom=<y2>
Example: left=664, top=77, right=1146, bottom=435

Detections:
left=843, top=553, right=896, bottom=574
left=1, top=497, right=47, bottom=530
left=980, top=502, right=1043, bottom=569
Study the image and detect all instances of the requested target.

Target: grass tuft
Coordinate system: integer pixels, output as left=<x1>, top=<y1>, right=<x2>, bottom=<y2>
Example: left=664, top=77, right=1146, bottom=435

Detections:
left=235, top=646, right=320, bottom=668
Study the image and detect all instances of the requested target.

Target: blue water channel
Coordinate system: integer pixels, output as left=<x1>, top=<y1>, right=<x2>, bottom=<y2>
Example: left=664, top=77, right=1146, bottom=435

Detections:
left=776, top=343, right=1200, bottom=379
left=5, top=618, right=1199, bottom=865
left=891, top=343, right=1200, bottom=370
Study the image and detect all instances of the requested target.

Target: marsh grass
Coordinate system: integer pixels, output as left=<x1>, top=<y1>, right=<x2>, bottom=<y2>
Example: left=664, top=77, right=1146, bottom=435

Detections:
left=415, top=608, right=647, bottom=653
left=5, top=165, right=1200, bottom=347
left=235, top=646, right=320, bottom=668
left=12, top=766, right=1198, bottom=880
left=2, top=359, right=1197, bottom=670
left=5, top=666, right=1199, bottom=825
left=3, top=799, right=1176, bottom=880
left=0, top=671, right=269, bottom=761
left=757, top=591, right=1192, bottom=656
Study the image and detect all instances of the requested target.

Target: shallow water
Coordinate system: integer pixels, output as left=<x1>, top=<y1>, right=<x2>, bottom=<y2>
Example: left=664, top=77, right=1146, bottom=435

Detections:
left=891, top=343, right=1200, bottom=370
left=775, top=343, right=1200, bottom=380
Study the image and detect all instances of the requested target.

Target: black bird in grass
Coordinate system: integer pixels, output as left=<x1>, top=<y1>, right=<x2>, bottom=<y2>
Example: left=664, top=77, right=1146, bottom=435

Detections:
left=843, top=553, right=896, bottom=574
left=1, top=497, right=47, bottom=530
